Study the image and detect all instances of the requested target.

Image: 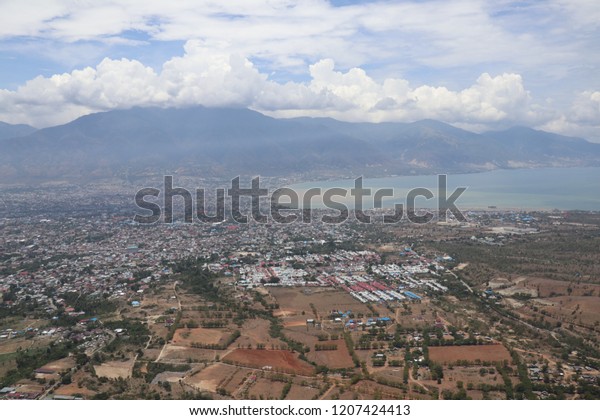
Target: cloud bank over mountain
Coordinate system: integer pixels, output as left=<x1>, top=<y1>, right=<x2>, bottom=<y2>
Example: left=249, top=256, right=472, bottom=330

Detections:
left=0, top=1, right=598, bottom=140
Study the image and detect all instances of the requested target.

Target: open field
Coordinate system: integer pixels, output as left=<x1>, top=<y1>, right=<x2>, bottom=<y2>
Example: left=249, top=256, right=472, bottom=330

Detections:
left=283, top=319, right=308, bottom=328
left=184, top=363, right=239, bottom=393
left=285, top=384, right=320, bottom=399
left=236, top=318, right=285, bottom=349
left=269, top=288, right=375, bottom=320
left=389, top=364, right=513, bottom=399
left=39, top=357, right=76, bottom=373
left=171, top=327, right=227, bottom=346
left=543, top=296, right=600, bottom=327
left=247, top=377, right=286, bottom=399
left=0, top=335, right=54, bottom=354
left=526, top=278, right=600, bottom=298
left=306, top=339, right=354, bottom=369
left=429, top=344, right=511, bottom=364
left=282, top=327, right=320, bottom=347
left=490, top=276, right=600, bottom=299
left=150, top=371, right=187, bottom=384
left=54, top=371, right=99, bottom=397
left=54, top=383, right=97, bottom=397
left=218, top=367, right=251, bottom=395
left=158, top=344, right=225, bottom=362
left=94, top=359, right=135, bottom=379
left=223, top=349, right=315, bottom=376
left=351, top=379, right=409, bottom=400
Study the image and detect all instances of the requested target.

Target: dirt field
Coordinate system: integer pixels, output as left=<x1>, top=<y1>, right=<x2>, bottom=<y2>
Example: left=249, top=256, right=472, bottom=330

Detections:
left=395, top=300, right=457, bottom=329
left=429, top=344, right=511, bottom=364
left=269, top=288, right=374, bottom=320
left=40, top=357, right=76, bottom=373
left=171, top=327, right=227, bottom=346
left=283, top=327, right=319, bottom=347
left=159, top=344, right=226, bottom=362
left=543, top=296, right=600, bottom=327
left=490, top=276, right=600, bottom=299
left=223, top=349, right=315, bottom=376
left=306, top=339, right=354, bottom=369
left=236, top=318, right=286, bottom=349
left=94, top=359, right=135, bottom=379
left=525, top=278, right=600, bottom=298
left=351, top=379, right=408, bottom=399
left=283, top=319, right=309, bottom=328
left=285, top=384, right=320, bottom=399
left=247, top=377, right=286, bottom=399
left=54, top=383, right=97, bottom=397
left=54, top=372, right=99, bottom=397
left=354, top=349, right=374, bottom=365
left=184, top=363, right=239, bottom=392
left=220, top=368, right=251, bottom=395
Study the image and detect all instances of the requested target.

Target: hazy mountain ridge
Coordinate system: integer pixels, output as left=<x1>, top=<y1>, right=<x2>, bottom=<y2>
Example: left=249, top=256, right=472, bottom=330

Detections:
left=0, top=106, right=599, bottom=182
left=0, top=121, right=37, bottom=140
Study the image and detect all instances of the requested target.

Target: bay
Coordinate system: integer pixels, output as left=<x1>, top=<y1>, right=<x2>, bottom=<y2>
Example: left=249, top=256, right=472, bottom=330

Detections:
left=287, top=167, right=600, bottom=211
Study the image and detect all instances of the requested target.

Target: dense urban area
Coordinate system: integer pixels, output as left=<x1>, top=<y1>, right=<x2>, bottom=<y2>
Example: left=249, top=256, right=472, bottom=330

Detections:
left=1, top=181, right=599, bottom=400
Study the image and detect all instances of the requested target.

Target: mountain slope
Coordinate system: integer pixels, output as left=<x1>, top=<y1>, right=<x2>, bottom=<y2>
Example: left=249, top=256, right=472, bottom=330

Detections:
left=1, top=107, right=599, bottom=182
left=484, top=126, right=598, bottom=165
left=0, top=121, right=37, bottom=140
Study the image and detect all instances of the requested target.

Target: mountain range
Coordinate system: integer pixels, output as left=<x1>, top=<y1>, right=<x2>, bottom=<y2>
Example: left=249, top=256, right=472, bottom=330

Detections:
left=1, top=106, right=599, bottom=183
left=0, top=121, right=37, bottom=141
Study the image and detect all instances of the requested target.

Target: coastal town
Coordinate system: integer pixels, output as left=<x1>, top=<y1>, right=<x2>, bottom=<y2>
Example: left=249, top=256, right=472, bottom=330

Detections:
left=1, top=187, right=599, bottom=400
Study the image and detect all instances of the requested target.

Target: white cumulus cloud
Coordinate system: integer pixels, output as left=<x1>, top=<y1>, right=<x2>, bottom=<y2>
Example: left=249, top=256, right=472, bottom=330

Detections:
left=0, top=42, right=596, bottom=142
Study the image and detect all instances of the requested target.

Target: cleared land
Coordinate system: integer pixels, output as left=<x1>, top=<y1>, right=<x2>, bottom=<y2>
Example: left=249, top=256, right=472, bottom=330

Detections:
left=543, top=296, right=600, bottom=327
left=306, top=339, right=354, bottom=369
left=429, top=344, right=511, bottom=364
left=171, top=327, right=227, bottom=346
left=236, top=318, right=286, bottom=349
left=269, top=288, right=375, bottom=320
left=285, top=384, right=320, bottom=399
left=222, top=349, right=315, bottom=376
left=247, top=377, right=286, bottom=399
left=39, top=357, right=76, bottom=373
left=184, top=363, right=239, bottom=393
left=158, top=344, right=225, bottom=362
left=94, top=359, right=135, bottom=379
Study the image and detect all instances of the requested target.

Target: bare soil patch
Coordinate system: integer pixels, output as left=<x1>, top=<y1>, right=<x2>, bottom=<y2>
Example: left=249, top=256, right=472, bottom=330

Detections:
left=94, top=359, right=135, bottom=379
left=247, top=378, right=286, bottom=399
left=429, top=344, right=511, bottom=364
left=351, top=379, right=408, bottom=399
left=307, top=339, right=354, bottom=369
left=40, top=357, right=76, bottom=373
left=285, top=384, right=320, bottom=399
left=171, top=327, right=226, bottom=346
left=159, top=344, right=225, bottom=362
left=236, top=318, right=285, bottom=349
left=269, top=288, right=373, bottom=320
left=184, top=363, right=238, bottom=392
left=223, top=349, right=315, bottom=376
left=544, top=296, right=600, bottom=327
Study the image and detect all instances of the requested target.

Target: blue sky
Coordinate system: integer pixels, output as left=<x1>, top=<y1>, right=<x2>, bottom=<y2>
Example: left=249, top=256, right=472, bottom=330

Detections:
left=0, top=0, right=598, bottom=141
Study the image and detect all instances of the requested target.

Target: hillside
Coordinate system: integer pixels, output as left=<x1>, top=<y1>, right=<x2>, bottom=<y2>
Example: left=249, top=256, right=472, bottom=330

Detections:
left=0, top=107, right=599, bottom=182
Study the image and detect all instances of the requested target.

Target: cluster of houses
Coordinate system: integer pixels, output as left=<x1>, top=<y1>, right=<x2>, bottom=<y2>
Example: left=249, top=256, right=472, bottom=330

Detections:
left=232, top=245, right=452, bottom=305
